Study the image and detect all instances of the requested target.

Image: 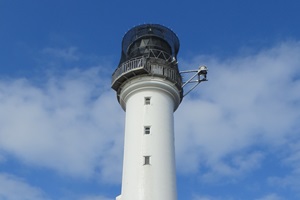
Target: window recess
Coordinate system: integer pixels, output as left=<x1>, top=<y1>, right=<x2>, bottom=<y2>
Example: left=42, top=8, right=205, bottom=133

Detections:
left=144, top=126, right=151, bottom=135
left=145, top=97, right=151, bottom=105
left=144, top=156, right=151, bottom=165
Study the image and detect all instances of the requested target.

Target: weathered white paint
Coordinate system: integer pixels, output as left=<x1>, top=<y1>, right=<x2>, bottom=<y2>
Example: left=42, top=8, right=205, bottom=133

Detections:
left=117, top=76, right=181, bottom=200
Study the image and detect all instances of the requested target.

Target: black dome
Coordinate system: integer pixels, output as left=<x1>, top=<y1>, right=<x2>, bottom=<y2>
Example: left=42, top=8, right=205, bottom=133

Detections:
left=119, top=24, right=180, bottom=64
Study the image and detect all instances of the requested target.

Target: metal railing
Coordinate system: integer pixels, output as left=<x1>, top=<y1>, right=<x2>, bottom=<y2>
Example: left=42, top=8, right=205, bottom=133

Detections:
left=112, top=56, right=182, bottom=90
left=149, top=64, right=182, bottom=87
left=112, top=57, right=147, bottom=84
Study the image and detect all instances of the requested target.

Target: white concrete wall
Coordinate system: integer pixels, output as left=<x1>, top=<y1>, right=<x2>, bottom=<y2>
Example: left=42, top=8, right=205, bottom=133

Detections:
left=118, top=77, right=181, bottom=200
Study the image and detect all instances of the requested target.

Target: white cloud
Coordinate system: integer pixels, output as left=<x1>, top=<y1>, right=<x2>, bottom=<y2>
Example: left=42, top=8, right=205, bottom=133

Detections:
left=0, top=154, right=5, bottom=163
left=201, top=151, right=264, bottom=182
left=1, top=41, right=300, bottom=199
left=175, top=41, right=300, bottom=181
left=192, top=194, right=233, bottom=200
left=283, top=140, right=300, bottom=174
left=193, top=195, right=217, bottom=200
left=255, top=193, right=284, bottom=200
left=193, top=196, right=215, bottom=200
left=267, top=140, right=300, bottom=192
left=42, top=47, right=80, bottom=62
left=0, top=67, right=124, bottom=183
left=78, top=195, right=114, bottom=200
left=0, top=173, right=49, bottom=200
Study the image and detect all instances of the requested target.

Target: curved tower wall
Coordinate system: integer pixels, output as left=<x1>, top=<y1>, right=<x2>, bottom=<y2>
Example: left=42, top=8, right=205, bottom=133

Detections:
left=119, top=77, right=180, bottom=200
left=113, top=24, right=182, bottom=200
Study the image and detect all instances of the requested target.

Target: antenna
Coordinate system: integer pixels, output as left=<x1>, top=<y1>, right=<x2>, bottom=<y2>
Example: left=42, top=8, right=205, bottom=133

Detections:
left=180, top=65, right=208, bottom=97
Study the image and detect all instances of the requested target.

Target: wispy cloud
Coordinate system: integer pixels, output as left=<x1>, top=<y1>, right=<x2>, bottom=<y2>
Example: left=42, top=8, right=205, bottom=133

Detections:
left=175, top=41, right=300, bottom=183
left=267, top=140, right=300, bottom=192
left=255, top=193, right=284, bottom=200
left=42, top=47, right=80, bottom=62
left=0, top=41, right=300, bottom=199
left=0, top=173, right=49, bottom=200
left=78, top=195, right=114, bottom=200
left=0, top=66, right=124, bottom=183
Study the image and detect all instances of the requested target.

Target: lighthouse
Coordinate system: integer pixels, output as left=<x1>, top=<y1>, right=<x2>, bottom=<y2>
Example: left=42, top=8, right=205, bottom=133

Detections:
left=112, top=24, right=204, bottom=200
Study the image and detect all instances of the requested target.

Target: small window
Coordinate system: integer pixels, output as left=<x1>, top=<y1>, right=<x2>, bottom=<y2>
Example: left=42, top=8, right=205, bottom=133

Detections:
left=144, top=126, right=151, bottom=135
left=144, top=156, right=151, bottom=165
left=145, top=97, right=151, bottom=105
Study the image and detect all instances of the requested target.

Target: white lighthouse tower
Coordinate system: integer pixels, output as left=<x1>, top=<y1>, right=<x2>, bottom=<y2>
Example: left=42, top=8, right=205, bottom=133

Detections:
left=112, top=24, right=207, bottom=200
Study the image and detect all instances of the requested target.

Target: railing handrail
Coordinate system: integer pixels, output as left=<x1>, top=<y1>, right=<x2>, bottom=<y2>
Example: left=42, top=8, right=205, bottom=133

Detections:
left=149, top=64, right=182, bottom=87
left=112, top=57, right=146, bottom=83
left=112, top=57, right=182, bottom=90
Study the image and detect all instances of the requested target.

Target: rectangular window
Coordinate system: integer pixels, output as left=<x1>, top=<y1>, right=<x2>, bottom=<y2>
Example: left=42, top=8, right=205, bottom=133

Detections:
left=144, top=156, right=151, bottom=165
left=144, top=126, right=151, bottom=135
left=145, top=97, right=151, bottom=105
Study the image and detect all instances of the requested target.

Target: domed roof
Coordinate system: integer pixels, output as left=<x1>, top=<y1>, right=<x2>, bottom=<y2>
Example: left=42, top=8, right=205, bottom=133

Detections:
left=121, top=24, right=180, bottom=57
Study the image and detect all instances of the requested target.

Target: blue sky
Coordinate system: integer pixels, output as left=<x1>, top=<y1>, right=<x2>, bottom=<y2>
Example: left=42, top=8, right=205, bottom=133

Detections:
left=0, top=0, right=300, bottom=200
